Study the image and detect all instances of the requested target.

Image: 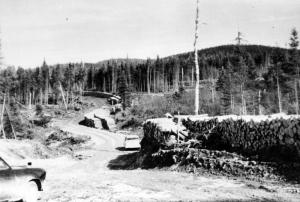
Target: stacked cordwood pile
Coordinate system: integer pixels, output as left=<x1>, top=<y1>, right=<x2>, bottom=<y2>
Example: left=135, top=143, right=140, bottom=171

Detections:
left=140, top=114, right=300, bottom=180
left=141, top=118, right=188, bottom=153
left=182, top=114, right=300, bottom=162
left=142, top=114, right=300, bottom=162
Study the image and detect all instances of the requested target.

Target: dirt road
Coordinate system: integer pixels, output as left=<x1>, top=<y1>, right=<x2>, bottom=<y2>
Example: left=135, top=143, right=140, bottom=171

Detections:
left=34, top=106, right=300, bottom=202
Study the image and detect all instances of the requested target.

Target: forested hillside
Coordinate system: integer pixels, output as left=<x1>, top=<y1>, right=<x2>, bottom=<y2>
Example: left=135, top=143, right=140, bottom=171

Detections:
left=1, top=32, right=299, bottom=115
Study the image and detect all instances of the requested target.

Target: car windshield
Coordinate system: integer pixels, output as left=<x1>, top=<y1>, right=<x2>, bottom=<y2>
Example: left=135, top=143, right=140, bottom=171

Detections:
left=0, top=158, right=9, bottom=170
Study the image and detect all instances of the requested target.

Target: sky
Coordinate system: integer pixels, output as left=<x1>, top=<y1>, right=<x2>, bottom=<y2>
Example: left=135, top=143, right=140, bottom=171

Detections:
left=0, top=0, right=300, bottom=68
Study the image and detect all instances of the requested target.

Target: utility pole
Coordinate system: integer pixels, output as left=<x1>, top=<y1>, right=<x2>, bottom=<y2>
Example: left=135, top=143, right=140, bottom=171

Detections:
left=194, top=0, right=200, bottom=115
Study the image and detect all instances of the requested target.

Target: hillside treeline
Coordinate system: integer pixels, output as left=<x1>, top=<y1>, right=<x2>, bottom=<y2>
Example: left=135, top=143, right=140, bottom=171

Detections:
left=0, top=30, right=299, bottom=115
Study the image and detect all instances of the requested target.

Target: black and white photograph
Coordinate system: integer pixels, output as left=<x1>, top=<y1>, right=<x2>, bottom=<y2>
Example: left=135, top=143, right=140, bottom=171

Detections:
left=0, top=0, right=300, bottom=201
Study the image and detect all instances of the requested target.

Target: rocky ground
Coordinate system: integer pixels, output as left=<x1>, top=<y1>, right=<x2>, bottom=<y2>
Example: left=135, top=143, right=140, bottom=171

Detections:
left=1, top=98, right=300, bottom=201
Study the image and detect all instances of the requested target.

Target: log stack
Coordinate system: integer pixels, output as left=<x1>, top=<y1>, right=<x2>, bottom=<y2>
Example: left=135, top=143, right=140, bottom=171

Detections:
left=183, top=117, right=300, bottom=162
left=141, top=121, right=175, bottom=154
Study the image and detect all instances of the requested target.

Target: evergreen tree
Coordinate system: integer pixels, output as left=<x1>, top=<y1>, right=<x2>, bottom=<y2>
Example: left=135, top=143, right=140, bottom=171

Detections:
left=289, top=28, right=299, bottom=65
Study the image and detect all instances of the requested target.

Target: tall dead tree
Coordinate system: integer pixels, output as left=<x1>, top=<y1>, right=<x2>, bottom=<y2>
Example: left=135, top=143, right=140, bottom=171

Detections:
left=276, top=64, right=282, bottom=113
left=173, top=58, right=180, bottom=92
left=194, top=0, right=200, bottom=115
left=0, top=33, right=2, bottom=70
left=0, top=94, right=6, bottom=139
left=147, top=59, right=151, bottom=94
left=111, top=62, right=116, bottom=93
left=289, top=28, right=299, bottom=114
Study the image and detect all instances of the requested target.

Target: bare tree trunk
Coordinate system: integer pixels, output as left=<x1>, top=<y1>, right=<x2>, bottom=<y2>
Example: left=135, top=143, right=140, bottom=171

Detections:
left=80, top=83, right=83, bottom=103
left=40, top=90, right=43, bottom=105
left=112, top=66, right=115, bottom=93
left=294, top=79, right=299, bottom=115
left=173, top=64, right=179, bottom=92
left=162, top=64, right=165, bottom=92
left=59, top=82, right=68, bottom=111
left=103, top=76, right=106, bottom=92
left=210, top=78, right=215, bottom=103
left=296, top=64, right=300, bottom=115
left=241, top=85, right=244, bottom=115
left=45, top=72, right=49, bottom=105
left=1, top=94, right=6, bottom=139
left=276, top=66, right=282, bottom=113
left=28, top=92, right=32, bottom=110
left=92, top=66, right=95, bottom=89
left=191, top=67, right=194, bottom=86
left=32, top=91, right=35, bottom=105
left=66, top=91, right=69, bottom=105
left=147, top=65, right=150, bottom=94
left=231, top=94, right=234, bottom=113
left=181, top=67, right=184, bottom=87
left=241, top=84, right=247, bottom=115
left=194, top=0, right=200, bottom=115
left=153, top=68, right=156, bottom=93
left=258, top=90, right=262, bottom=115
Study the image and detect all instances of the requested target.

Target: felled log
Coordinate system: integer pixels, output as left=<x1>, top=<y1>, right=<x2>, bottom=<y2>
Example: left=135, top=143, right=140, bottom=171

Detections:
left=94, top=114, right=109, bottom=130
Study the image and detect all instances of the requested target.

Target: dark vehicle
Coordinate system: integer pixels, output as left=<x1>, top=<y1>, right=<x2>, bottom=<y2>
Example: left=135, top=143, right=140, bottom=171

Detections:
left=0, top=157, right=46, bottom=202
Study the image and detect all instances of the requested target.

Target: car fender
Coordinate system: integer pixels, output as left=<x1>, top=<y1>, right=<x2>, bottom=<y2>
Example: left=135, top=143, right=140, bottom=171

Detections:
left=29, top=179, right=42, bottom=191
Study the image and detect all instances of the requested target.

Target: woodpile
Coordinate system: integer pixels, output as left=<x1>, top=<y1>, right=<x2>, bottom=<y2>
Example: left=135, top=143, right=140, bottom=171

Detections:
left=78, top=117, right=95, bottom=128
left=140, top=116, right=300, bottom=181
left=182, top=118, right=217, bottom=134
left=94, top=114, right=109, bottom=130
left=183, top=118, right=300, bottom=162
left=141, top=121, right=175, bottom=154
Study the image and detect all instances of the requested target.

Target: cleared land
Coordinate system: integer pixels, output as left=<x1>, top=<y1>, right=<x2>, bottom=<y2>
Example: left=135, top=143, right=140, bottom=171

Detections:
left=0, top=98, right=299, bottom=201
